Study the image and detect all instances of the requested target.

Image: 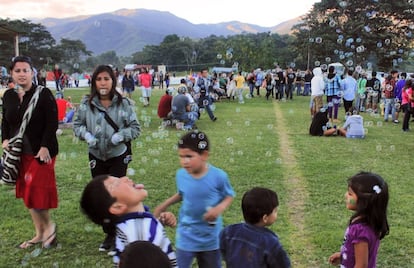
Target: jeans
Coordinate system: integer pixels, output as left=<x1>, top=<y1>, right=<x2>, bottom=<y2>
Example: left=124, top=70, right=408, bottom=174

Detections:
left=198, top=96, right=215, bottom=120
left=384, top=98, right=396, bottom=121
left=175, top=111, right=198, bottom=129
left=276, top=84, right=284, bottom=99
left=236, top=88, right=244, bottom=103
left=55, top=79, right=61, bottom=91
left=285, top=84, right=294, bottom=99
left=248, top=83, right=254, bottom=97
left=296, top=83, right=302, bottom=95
left=176, top=249, right=221, bottom=268
left=327, top=95, right=340, bottom=119
left=303, top=82, right=311, bottom=96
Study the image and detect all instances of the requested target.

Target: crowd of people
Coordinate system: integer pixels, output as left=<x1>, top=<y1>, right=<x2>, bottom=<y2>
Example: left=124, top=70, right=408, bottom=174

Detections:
left=1, top=55, right=396, bottom=267
left=309, top=66, right=414, bottom=137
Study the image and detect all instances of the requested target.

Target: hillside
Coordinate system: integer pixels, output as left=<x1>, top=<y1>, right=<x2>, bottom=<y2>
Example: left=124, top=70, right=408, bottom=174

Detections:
left=36, top=9, right=302, bottom=56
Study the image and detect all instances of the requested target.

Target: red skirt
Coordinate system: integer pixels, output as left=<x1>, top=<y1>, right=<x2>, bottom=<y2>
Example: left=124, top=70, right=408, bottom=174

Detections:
left=16, top=154, right=58, bottom=209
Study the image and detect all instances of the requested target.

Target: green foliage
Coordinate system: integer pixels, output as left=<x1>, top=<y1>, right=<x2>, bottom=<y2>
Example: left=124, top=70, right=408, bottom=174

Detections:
left=0, top=18, right=90, bottom=72
left=293, top=0, right=414, bottom=71
left=1, top=87, right=413, bottom=267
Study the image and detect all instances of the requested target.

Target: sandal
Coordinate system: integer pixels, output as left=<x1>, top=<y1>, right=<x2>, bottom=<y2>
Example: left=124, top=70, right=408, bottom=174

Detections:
left=42, top=224, right=57, bottom=249
left=18, top=240, right=42, bottom=249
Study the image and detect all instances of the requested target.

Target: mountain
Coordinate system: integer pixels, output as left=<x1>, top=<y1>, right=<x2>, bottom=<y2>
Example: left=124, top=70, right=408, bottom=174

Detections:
left=36, top=9, right=301, bottom=56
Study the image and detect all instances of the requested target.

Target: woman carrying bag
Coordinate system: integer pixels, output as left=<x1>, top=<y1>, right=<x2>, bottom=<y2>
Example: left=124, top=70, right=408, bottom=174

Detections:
left=1, top=56, right=59, bottom=249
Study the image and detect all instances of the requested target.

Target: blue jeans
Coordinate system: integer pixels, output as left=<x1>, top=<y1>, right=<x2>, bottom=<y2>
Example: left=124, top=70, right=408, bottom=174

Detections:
left=303, top=82, right=311, bottom=96
left=176, top=249, right=221, bottom=268
left=285, top=84, right=294, bottom=99
left=198, top=96, right=215, bottom=120
left=296, top=83, right=302, bottom=95
left=248, top=83, right=255, bottom=96
left=384, top=98, right=396, bottom=121
left=175, top=112, right=198, bottom=129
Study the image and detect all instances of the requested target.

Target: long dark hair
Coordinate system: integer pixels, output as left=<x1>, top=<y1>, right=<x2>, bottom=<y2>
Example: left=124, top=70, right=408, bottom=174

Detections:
left=348, top=171, right=389, bottom=239
left=88, top=65, right=123, bottom=109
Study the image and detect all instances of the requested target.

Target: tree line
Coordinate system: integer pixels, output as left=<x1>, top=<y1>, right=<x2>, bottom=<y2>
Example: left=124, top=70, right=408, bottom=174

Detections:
left=1, top=1, right=413, bottom=74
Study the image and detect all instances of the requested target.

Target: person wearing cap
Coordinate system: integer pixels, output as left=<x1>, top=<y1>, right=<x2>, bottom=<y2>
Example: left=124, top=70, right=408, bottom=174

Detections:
left=154, top=131, right=235, bottom=268
left=171, top=84, right=198, bottom=130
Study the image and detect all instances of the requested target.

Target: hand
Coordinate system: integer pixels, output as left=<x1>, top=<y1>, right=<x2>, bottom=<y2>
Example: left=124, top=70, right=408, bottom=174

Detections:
left=159, top=212, right=177, bottom=227
left=111, top=132, right=124, bottom=145
left=203, top=206, right=220, bottom=223
left=35, top=146, right=52, bottom=164
left=2, top=140, right=9, bottom=150
left=84, top=132, right=97, bottom=146
left=328, top=252, right=341, bottom=266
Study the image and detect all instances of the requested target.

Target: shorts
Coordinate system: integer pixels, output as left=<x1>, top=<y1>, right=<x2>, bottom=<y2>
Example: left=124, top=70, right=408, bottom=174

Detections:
left=141, top=86, right=152, bottom=97
left=312, top=95, right=323, bottom=111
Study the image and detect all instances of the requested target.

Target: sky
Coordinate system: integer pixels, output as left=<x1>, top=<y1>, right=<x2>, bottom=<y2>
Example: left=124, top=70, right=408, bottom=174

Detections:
left=0, top=0, right=320, bottom=27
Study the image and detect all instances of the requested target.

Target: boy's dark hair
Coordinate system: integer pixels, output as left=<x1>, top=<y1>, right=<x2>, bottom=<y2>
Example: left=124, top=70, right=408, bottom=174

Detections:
left=120, top=241, right=172, bottom=268
left=242, top=187, right=279, bottom=224
left=348, top=171, right=389, bottom=239
left=178, top=130, right=209, bottom=154
left=80, top=174, right=118, bottom=225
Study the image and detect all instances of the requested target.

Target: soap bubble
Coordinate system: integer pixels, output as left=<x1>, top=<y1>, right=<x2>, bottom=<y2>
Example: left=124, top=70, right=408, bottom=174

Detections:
left=346, top=60, right=354, bottom=66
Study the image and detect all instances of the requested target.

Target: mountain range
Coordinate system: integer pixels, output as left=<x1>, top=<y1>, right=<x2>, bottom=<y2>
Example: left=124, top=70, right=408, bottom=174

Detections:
left=36, top=9, right=301, bottom=56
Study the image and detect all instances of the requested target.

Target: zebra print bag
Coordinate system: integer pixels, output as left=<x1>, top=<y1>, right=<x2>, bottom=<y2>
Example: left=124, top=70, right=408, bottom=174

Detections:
left=1, top=135, right=23, bottom=184
left=1, top=85, right=43, bottom=185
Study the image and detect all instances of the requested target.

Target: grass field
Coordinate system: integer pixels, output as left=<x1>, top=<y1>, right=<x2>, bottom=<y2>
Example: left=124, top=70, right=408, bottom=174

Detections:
left=1, top=86, right=413, bottom=267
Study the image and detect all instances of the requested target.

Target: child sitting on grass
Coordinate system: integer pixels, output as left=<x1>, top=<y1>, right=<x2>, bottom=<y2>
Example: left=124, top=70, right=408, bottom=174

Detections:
left=80, top=175, right=177, bottom=267
left=219, top=187, right=291, bottom=268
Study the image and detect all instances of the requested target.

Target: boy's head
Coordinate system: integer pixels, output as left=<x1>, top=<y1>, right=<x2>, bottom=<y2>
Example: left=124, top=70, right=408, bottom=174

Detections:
left=80, top=175, right=147, bottom=226
left=242, top=187, right=279, bottom=226
left=178, top=130, right=209, bottom=154
left=119, top=241, right=171, bottom=268
left=177, top=131, right=210, bottom=175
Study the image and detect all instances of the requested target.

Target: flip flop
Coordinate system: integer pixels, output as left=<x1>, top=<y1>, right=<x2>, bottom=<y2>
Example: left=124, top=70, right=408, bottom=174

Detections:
left=18, top=240, right=42, bottom=249
left=42, top=224, right=57, bottom=249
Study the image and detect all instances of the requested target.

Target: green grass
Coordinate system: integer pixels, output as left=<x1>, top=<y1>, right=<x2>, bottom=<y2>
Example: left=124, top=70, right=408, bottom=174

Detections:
left=1, top=87, right=413, bottom=267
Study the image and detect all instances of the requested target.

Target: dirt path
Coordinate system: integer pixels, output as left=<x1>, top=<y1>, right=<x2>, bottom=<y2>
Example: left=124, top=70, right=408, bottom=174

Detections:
left=273, top=102, right=318, bottom=267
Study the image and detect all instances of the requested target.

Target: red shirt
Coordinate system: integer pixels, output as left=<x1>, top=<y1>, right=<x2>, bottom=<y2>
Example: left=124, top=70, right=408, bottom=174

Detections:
left=139, top=73, right=152, bottom=88
left=157, top=94, right=173, bottom=118
left=56, top=98, right=68, bottom=121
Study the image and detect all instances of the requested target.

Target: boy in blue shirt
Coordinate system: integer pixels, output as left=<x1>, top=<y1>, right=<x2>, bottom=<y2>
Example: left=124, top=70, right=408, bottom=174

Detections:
left=220, top=187, right=291, bottom=268
left=154, top=130, right=235, bottom=268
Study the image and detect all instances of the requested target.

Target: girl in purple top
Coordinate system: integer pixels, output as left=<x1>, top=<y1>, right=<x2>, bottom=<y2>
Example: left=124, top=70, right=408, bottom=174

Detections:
left=329, top=172, right=389, bottom=268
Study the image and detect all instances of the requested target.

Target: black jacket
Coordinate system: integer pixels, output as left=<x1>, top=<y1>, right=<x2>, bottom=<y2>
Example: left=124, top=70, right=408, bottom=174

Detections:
left=2, top=84, right=59, bottom=157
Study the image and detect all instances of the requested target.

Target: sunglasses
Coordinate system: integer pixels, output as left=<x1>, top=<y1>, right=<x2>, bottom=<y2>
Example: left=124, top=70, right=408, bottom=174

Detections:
left=11, top=56, right=32, bottom=64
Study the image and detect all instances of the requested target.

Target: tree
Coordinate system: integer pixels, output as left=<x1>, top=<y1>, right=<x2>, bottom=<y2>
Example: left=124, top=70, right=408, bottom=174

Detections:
left=55, top=38, right=92, bottom=73
left=0, top=19, right=56, bottom=68
left=293, top=0, right=414, bottom=71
